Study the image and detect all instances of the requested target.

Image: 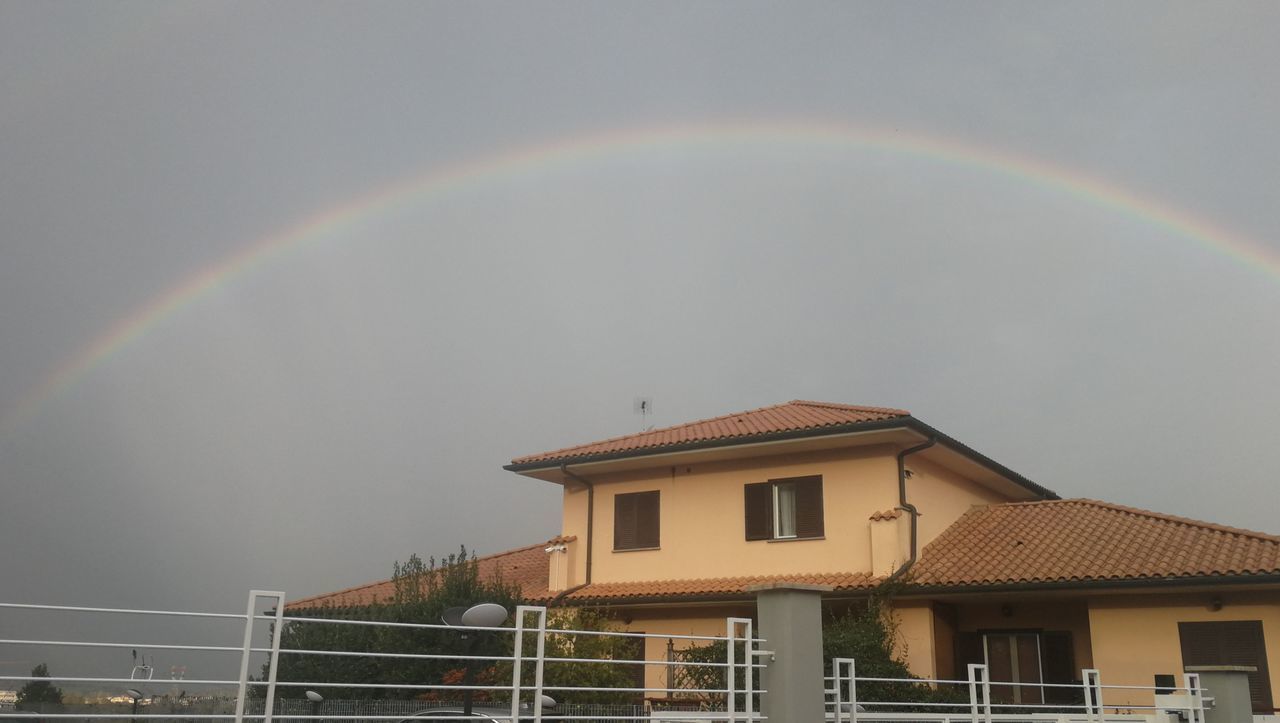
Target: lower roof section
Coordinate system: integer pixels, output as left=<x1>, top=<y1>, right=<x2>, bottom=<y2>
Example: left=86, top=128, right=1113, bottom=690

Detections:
left=288, top=498, right=1280, bottom=611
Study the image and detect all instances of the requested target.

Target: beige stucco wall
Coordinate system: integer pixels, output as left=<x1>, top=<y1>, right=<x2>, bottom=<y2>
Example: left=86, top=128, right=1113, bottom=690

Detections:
left=557, top=445, right=1015, bottom=586
left=906, top=457, right=1012, bottom=549
left=1088, top=591, right=1280, bottom=709
left=894, top=601, right=939, bottom=679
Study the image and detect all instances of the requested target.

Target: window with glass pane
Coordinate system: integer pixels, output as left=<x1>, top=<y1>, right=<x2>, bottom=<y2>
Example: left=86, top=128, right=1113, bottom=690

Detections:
left=744, top=476, right=823, bottom=540
left=774, top=482, right=797, bottom=538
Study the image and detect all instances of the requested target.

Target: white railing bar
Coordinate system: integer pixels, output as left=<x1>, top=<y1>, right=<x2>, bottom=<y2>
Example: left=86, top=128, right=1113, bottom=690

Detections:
left=540, top=627, right=766, bottom=643
left=267, top=681, right=526, bottom=690
left=269, top=648, right=516, bottom=662
left=540, top=685, right=769, bottom=694
left=542, top=656, right=765, bottom=668
left=0, top=601, right=245, bottom=619
left=986, top=703, right=1095, bottom=710
left=0, top=711, right=757, bottom=716
left=821, top=715, right=1081, bottom=718
left=0, top=675, right=237, bottom=685
left=0, top=639, right=243, bottom=653
left=840, top=675, right=977, bottom=685
left=273, top=616, right=512, bottom=633
left=829, top=675, right=967, bottom=685
left=0, top=711, right=241, bottom=716
left=277, top=614, right=765, bottom=643
left=541, top=718, right=767, bottom=722
left=852, top=701, right=975, bottom=708
left=1095, top=683, right=1191, bottom=691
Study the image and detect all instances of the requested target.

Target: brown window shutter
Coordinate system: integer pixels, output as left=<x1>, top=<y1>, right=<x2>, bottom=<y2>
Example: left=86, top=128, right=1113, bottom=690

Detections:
left=614, top=494, right=637, bottom=550
left=614, top=491, right=660, bottom=551
left=744, top=482, right=772, bottom=540
left=636, top=491, right=660, bottom=549
left=793, top=475, right=824, bottom=538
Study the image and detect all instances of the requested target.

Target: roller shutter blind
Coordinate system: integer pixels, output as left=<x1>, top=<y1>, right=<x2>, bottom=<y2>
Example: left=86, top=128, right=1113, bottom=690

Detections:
left=1179, top=620, right=1273, bottom=713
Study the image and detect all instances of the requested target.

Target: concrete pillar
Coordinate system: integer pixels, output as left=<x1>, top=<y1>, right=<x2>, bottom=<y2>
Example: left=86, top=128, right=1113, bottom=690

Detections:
left=748, top=582, right=832, bottom=723
left=1186, top=666, right=1256, bottom=723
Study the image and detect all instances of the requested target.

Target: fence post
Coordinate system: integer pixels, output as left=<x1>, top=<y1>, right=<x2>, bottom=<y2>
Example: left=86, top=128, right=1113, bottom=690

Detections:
left=511, top=606, right=549, bottom=723
left=1182, top=672, right=1205, bottom=723
left=832, top=657, right=856, bottom=723
left=726, top=617, right=756, bottom=722
left=1082, top=669, right=1103, bottom=723
left=233, top=590, right=286, bottom=723
left=1186, top=665, right=1256, bottom=723
left=749, top=582, right=831, bottom=723
left=967, top=664, right=991, bottom=723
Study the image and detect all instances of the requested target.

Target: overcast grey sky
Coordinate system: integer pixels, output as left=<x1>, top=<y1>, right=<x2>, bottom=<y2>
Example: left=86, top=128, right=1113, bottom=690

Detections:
left=2, top=0, right=1278, bottom=683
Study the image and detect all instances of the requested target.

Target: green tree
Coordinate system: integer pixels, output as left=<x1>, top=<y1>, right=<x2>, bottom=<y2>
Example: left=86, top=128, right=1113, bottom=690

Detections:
left=267, top=547, right=521, bottom=700
left=822, top=595, right=967, bottom=709
left=263, top=547, right=641, bottom=708
left=538, top=608, right=645, bottom=705
left=16, top=663, right=64, bottom=714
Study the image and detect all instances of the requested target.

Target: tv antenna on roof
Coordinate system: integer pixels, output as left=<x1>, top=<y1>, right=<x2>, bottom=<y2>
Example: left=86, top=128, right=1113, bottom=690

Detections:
left=633, top=397, right=654, bottom=430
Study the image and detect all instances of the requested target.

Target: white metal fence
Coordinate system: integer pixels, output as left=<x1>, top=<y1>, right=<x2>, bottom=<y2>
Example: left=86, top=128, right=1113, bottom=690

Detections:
left=827, top=659, right=1208, bottom=723
left=0, top=591, right=767, bottom=723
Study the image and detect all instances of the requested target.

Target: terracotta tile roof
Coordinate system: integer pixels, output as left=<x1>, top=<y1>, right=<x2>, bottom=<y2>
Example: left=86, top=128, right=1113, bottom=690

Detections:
left=912, top=499, right=1280, bottom=588
left=558, top=572, right=879, bottom=603
left=509, top=400, right=910, bottom=467
left=870, top=509, right=903, bottom=521
left=287, top=542, right=553, bottom=610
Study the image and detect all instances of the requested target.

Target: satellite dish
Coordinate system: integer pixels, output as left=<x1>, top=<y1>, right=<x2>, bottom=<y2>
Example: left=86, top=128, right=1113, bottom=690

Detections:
left=440, top=607, right=467, bottom=627
left=305, top=691, right=324, bottom=703
left=539, top=695, right=557, bottom=709
left=125, top=689, right=143, bottom=700
left=460, top=603, right=508, bottom=628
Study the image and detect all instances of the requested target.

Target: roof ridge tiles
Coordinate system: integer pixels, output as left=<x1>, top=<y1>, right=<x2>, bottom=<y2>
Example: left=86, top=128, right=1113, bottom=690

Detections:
left=510, top=400, right=913, bottom=465
left=510, top=401, right=799, bottom=462
left=788, top=400, right=912, bottom=415
left=1022, top=498, right=1280, bottom=542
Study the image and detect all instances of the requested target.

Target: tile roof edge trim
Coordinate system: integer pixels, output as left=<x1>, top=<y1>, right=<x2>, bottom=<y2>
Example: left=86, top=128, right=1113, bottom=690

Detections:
left=906, top=572, right=1280, bottom=596
left=510, top=400, right=910, bottom=464
left=504, top=417, right=912, bottom=470
left=506, top=417, right=1059, bottom=501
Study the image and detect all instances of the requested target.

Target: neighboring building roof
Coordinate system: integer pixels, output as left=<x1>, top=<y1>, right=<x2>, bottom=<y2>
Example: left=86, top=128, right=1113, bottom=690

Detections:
left=285, top=543, right=553, bottom=610
left=912, top=499, right=1280, bottom=589
left=508, top=400, right=910, bottom=467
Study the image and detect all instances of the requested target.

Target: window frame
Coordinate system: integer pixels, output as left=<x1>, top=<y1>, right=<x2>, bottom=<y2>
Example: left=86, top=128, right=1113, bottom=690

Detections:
left=613, top=490, right=661, bottom=552
left=745, top=475, right=823, bottom=541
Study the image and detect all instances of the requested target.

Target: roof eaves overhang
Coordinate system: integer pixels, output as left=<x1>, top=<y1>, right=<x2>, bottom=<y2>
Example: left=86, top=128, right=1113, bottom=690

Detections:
left=506, top=417, right=1058, bottom=500
left=901, top=572, right=1280, bottom=597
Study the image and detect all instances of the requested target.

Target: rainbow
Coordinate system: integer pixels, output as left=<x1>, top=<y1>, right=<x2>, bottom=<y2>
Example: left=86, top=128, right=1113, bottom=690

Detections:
left=3, top=119, right=1277, bottom=434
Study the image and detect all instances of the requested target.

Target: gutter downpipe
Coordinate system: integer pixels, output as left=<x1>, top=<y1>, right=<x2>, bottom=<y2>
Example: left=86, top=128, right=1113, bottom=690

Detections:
left=559, top=463, right=594, bottom=588
left=883, top=437, right=937, bottom=587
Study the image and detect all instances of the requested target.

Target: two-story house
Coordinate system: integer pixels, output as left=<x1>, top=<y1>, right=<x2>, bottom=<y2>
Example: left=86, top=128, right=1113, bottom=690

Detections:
left=291, top=401, right=1280, bottom=713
